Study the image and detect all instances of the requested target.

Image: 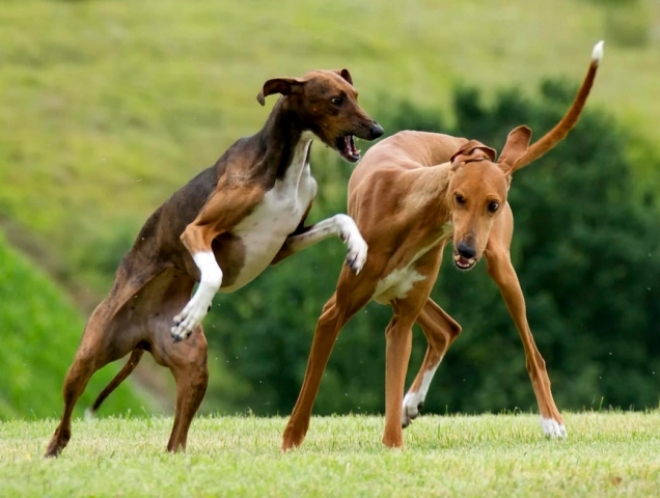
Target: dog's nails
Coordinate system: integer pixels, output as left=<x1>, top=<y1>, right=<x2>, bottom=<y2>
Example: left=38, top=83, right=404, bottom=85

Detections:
left=207, top=306, right=211, bottom=312
left=172, top=335, right=182, bottom=343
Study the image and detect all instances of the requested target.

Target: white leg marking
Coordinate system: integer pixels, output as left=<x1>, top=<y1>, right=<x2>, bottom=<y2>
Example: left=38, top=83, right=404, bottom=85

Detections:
left=401, top=363, right=440, bottom=427
left=334, top=214, right=368, bottom=273
left=540, top=416, right=567, bottom=438
left=171, top=251, right=222, bottom=341
left=284, top=214, right=368, bottom=273
left=84, top=408, right=95, bottom=422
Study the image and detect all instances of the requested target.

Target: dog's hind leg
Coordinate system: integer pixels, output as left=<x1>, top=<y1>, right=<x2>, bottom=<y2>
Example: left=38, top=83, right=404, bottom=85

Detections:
left=45, top=302, right=138, bottom=457
left=150, top=325, right=209, bottom=452
left=401, top=298, right=462, bottom=428
left=147, top=273, right=209, bottom=452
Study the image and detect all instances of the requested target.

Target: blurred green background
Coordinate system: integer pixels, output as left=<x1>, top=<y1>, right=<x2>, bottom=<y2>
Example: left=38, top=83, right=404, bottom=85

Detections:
left=0, top=0, right=659, bottom=419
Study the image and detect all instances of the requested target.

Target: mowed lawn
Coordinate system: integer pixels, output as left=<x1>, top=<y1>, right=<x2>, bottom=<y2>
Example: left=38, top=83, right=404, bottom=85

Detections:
left=1, top=413, right=659, bottom=497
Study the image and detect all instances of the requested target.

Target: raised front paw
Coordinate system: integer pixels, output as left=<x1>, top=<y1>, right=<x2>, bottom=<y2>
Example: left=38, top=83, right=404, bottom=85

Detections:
left=346, top=234, right=368, bottom=274
left=170, top=294, right=211, bottom=342
left=334, top=214, right=368, bottom=274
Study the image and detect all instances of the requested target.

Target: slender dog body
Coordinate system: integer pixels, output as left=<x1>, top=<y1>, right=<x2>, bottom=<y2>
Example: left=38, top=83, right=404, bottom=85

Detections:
left=45, top=69, right=383, bottom=457
left=282, top=42, right=603, bottom=450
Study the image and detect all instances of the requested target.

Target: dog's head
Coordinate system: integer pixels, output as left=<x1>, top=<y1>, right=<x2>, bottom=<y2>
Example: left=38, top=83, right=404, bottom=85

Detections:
left=447, top=126, right=532, bottom=271
left=256, top=69, right=384, bottom=163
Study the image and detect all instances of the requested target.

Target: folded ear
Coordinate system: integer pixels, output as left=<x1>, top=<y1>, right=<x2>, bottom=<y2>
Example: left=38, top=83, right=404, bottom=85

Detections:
left=256, top=78, right=305, bottom=106
left=451, top=140, right=497, bottom=170
left=334, top=68, right=353, bottom=85
left=498, top=125, right=532, bottom=173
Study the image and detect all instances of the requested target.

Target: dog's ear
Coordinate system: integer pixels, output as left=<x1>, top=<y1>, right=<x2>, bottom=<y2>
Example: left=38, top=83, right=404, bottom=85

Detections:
left=450, top=140, right=497, bottom=170
left=498, top=125, right=532, bottom=173
left=256, top=78, right=305, bottom=106
left=334, top=68, right=353, bottom=85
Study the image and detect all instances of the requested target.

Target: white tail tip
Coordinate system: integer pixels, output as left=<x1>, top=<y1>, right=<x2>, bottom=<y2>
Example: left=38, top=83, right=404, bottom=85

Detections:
left=591, top=41, right=604, bottom=64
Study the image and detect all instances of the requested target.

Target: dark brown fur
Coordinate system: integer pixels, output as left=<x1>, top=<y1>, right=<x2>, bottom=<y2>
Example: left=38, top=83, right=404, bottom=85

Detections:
left=45, top=69, right=383, bottom=457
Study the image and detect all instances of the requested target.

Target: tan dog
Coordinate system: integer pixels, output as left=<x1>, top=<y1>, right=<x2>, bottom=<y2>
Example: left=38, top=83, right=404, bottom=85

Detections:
left=45, top=69, right=384, bottom=457
left=282, top=42, right=604, bottom=450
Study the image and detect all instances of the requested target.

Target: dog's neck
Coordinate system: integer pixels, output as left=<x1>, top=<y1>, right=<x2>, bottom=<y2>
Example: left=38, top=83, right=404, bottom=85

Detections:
left=408, top=161, right=454, bottom=224
left=256, top=98, right=312, bottom=180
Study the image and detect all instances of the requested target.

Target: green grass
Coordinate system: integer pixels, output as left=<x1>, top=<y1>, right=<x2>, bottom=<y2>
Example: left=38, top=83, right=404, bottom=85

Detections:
left=1, top=413, right=659, bottom=497
left=0, top=232, right=151, bottom=419
left=1, top=0, right=659, bottom=294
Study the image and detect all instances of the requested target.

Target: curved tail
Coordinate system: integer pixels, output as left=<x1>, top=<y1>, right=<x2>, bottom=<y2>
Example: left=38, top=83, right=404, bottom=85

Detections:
left=84, top=348, right=144, bottom=419
left=513, top=41, right=604, bottom=171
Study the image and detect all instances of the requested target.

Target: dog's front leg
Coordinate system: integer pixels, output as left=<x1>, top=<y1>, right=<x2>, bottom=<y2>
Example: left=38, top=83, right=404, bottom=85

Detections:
left=171, top=250, right=222, bottom=342
left=172, top=185, right=263, bottom=342
left=271, top=214, right=368, bottom=273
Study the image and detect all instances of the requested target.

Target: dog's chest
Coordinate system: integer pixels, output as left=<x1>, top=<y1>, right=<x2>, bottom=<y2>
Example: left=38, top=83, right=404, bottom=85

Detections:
left=372, top=224, right=454, bottom=305
left=373, top=266, right=427, bottom=305
left=221, top=140, right=317, bottom=292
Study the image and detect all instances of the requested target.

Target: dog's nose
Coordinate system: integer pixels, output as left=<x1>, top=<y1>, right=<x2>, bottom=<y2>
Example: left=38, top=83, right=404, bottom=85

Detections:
left=369, top=122, right=384, bottom=140
left=457, top=242, right=476, bottom=259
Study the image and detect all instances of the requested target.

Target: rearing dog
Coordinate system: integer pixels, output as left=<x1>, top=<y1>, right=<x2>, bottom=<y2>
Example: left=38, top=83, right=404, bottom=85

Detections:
left=282, top=42, right=603, bottom=450
left=45, top=68, right=384, bottom=457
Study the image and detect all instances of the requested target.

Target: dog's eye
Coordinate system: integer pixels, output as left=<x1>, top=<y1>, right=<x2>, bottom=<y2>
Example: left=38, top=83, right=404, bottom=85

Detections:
left=455, top=194, right=466, bottom=206
left=488, top=201, right=499, bottom=213
left=330, top=96, right=343, bottom=106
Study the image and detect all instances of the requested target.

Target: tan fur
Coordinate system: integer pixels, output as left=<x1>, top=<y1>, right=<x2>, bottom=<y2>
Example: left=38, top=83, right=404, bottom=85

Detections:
left=282, top=47, right=602, bottom=450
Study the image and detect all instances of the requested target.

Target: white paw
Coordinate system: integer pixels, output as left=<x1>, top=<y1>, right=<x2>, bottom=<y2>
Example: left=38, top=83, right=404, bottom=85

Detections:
left=335, top=215, right=368, bottom=274
left=84, top=408, right=95, bottom=422
left=540, top=416, right=567, bottom=438
left=171, top=293, right=211, bottom=342
left=345, top=233, right=368, bottom=274
left=401, top=392, right=423, bottom=428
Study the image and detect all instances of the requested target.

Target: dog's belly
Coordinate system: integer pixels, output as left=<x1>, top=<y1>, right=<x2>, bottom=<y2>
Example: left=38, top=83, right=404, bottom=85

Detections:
left=219, top=178, right=316, bottom=293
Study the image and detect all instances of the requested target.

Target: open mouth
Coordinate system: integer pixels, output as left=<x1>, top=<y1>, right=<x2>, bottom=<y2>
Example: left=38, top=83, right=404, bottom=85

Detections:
left=336, top=135, right=361, bottom=163
left=453, top=251, right=477, bottom=271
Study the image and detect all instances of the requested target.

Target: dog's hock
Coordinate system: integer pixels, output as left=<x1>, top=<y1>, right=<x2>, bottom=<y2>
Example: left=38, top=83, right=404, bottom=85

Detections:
left=171, top=251, right=223, bottom=341
left=591, top=40, right=604, bottom=65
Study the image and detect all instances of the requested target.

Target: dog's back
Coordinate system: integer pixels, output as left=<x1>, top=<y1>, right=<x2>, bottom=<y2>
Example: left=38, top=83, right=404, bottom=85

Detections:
left=349, top=131, right=467, bottom=191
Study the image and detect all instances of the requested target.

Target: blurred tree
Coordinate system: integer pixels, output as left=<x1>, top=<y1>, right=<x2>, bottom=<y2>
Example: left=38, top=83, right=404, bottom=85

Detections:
left=193, top=79, right=660, bottom=416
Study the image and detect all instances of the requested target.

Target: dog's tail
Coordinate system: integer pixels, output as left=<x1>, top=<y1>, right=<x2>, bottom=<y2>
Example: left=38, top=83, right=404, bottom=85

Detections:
left=84, top=348, right=144, bottom=420
left=513, top=41, right=604, bottom=171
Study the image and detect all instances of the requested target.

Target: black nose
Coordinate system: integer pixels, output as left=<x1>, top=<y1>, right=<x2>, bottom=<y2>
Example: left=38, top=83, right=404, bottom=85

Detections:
left=457, top=242, right=476, bottom=259
left=369, top=122, right=384, bottom=140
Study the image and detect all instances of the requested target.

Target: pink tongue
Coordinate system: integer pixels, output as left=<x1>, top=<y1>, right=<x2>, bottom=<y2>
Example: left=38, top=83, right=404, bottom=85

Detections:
left=459, top=256, right=470, bottom=265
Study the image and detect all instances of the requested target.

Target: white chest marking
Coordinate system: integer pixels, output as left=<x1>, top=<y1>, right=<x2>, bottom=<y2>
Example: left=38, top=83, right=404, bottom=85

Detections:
left=372, top=225, right=453, bottom=305
left=220, top=135, right=318, bottom=292
left=373, top=268, right=426, bottom=305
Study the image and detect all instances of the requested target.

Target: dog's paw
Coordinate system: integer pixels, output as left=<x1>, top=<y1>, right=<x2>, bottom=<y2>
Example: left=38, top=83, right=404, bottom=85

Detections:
left=540, top=416, right=567, bottom=438
left=171, top=294, right=211, bottom=342
left=401, top=392, right=424, bottom=428
left=345, top=234, right=368, bottom=274
left=335, top=214, right=368, bottom=274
